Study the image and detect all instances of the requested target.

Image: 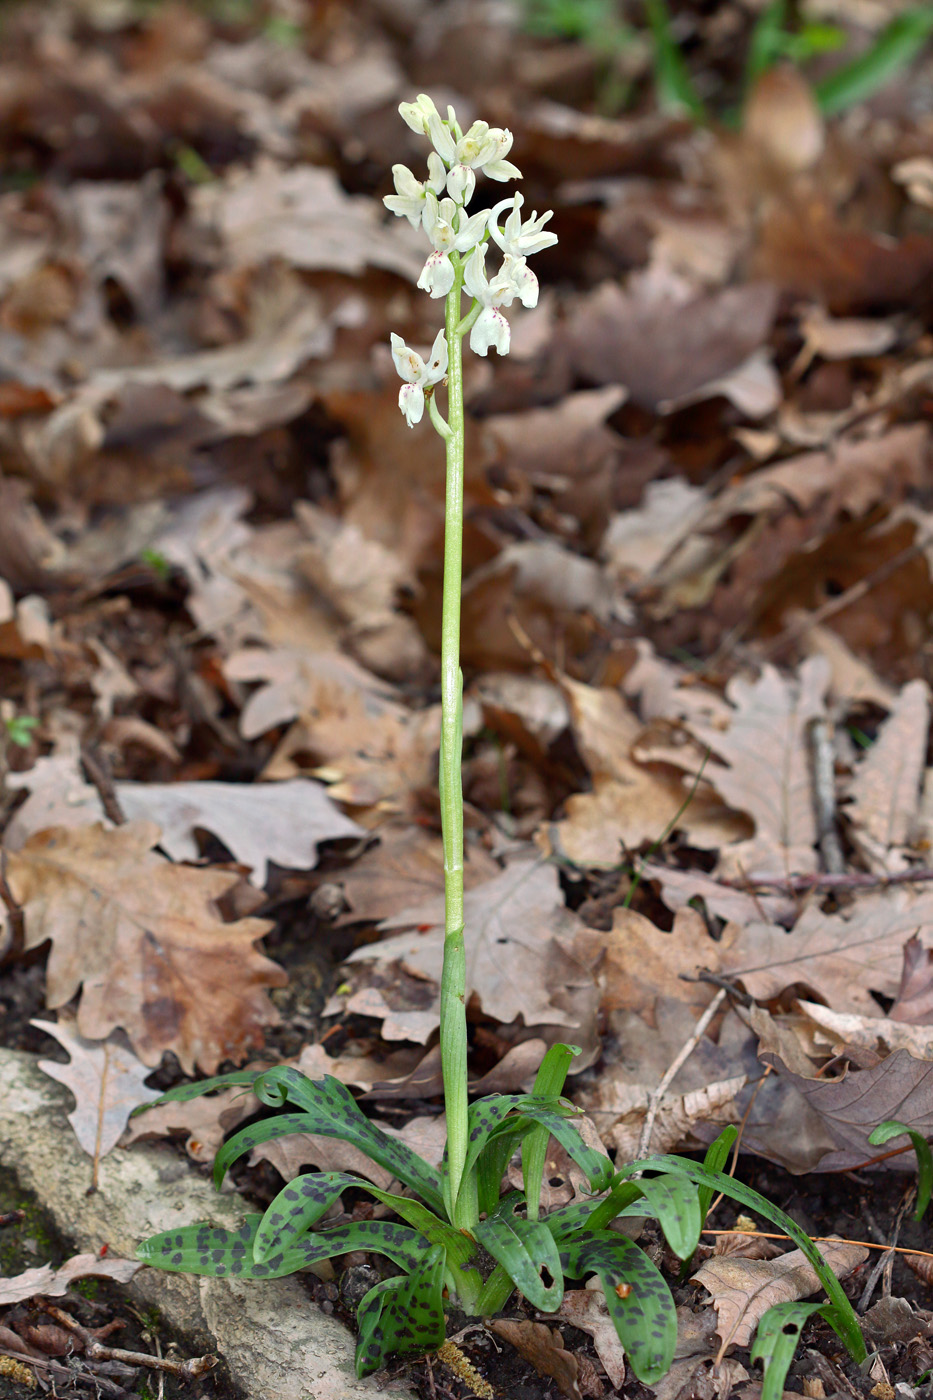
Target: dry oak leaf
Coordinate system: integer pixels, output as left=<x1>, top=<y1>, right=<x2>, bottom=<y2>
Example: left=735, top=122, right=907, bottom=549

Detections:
left=356, top=857, right=593, bottom=1031
left=7, top=822, right=285, bottom=1073
left=32, top=1013, right=160, bottom=1161
left=720, top=888, right=933, bottom=1014
left=0, top=1252, right=141, bottom=1307
left=846, top=679, right=930, bottom=872
left=753, top=1007, right=933, bottom=1173
left=574, top=905, right=738, bottom=1025
left=6, top=753, right=363, bottom=886
left=552, top=1289, right=626, bottom=1389
left=693, top=1239, right=868, bottom=1349
left=692, top=657, right=830, bottom=879
left=545, top=679, right=746, bottom=869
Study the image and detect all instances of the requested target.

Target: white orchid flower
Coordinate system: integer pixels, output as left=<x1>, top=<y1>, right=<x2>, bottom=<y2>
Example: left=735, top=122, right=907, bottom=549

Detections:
left=499, top=253, right=539, bottom=308
left=417, top=195, right=490, bottom=299
left=398, top=94, right=446, bottom=137
left=462, top=244, right=515, bottom=357
left=488, top=193, right=557, bottom=257
left=383, top=153, right=447, bottom=228
left=454, top=122, right=522, bottom=182
left=445, top=163, right=476, bottom=206
left=390, top=328, right=448, bottom=428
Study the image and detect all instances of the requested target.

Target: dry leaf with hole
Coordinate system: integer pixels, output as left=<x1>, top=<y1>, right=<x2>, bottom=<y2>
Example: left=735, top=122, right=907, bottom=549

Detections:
left=693, top=1239, right=867, bottom=1349
left=6, top=822, right=285, bottom=1073
left=32, top=1013, right=160, bottom=1162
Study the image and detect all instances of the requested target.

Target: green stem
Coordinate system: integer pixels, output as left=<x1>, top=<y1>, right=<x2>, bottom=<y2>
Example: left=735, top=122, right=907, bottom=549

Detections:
left=438, top=253, right=474, bottom=1233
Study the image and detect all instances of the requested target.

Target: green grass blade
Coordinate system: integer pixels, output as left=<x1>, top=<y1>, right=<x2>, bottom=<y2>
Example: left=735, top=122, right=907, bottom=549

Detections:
left=354, top=1246, right=447, bottom=1378
left=559, top=1230, right=677, bottom=1384
left=815, top=8, right=933, bottom=116
left=745, top=0, right=788, bottom=87
left=644, top=0, right=706, bottom=120
left=868, top=1120, right=933, bottom=1220
left=751, top=1301, right=825, bottom=1400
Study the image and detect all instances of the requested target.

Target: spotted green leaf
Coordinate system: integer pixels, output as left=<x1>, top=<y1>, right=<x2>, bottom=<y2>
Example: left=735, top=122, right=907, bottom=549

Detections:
left=614, top=1175, right=702, bottom=1261
left=255, top=1170, right=474, bottom=1269
left=615, top=1157, right=866, bottom=1364
left=559, top=1229, right=677, bottom=1384
left=130, top=1068, right=261, bottom=1116
left=213, top=1069, right=444, bottom=1216
left=138, top=1214, right=433, bottom=1279
left=355, top=1245, right=447, bottom=1378
left=474, top=1202, right=563, bottom=1311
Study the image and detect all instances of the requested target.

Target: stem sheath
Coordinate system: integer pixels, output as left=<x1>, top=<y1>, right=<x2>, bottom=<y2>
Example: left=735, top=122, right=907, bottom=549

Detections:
left=438, top=256, right=473, bottom=1232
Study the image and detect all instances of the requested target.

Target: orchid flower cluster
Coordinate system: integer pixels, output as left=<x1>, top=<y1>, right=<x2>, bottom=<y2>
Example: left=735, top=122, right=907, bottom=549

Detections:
left=383, top=93, right=557, bottom=427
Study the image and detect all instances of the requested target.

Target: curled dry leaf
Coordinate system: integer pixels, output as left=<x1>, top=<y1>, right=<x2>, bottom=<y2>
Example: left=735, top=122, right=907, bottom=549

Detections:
left=845, top=679, right=930, bottom=872
left=487, top=1318, right=598, bottom=1400
left=693, top=1239, right=868, bottom=1349
left=551, top=1289, right=626, bottom=1389
left=6, top=822, right=285, bottom=1073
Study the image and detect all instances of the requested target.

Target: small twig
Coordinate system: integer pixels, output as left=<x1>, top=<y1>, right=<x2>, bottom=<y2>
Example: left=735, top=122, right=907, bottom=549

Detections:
left=637, top=988, right=728, bottom=1158
left=80, top=746, right=126, bottom=826
left=714, top=866, right=933, bottom=894
left=37, top=1303, right=215, bottom=1379
left=807, top=718, right=845, bottom=875
left=857, top=1186, right=915, bottom=1311
left=702, top=1229, right=933, bottom=1264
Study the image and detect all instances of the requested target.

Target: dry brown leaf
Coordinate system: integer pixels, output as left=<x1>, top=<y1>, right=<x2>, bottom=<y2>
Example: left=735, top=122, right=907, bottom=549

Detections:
left=845, top=679, right=929, bottom=870
left=692, top=658, right=829, bottom=878
left=573, top=905, right=734, bottom=1024
left=487, top=1318, right=594, bottom=1400
left=7, top=822, right=285, bottom=1073
left=742, top=65, right=824, bottom=174
left=693, top=1239, right=868, bottom=1349
left=331, top=823, right=498, bottom=927
left=891, top=934, right=933, bottom=1025
left=190, top=157, right=423, bottom=281
left=602, top=1077, right=747, bottom=1160
left=32, top=1013, right=160, bottom=1162
left=564, top=275, right=778, bottom=413
left=551, top=1289, right=626, bottom=1389
left=799, top=999, right=933, bottom=1060
left=720, top=889, right=933, bottom=1013
left=603, top=478, right=709, bottom=587
left=7, top=751, right=364, bottom=885
left=755, top=1019, right=933, bottom=1173
left=121, top=1077, right=259, bottom=1163
left=357, top=857, right=593, bottom=1032
left=546, top=678, right=746, bottom=869
left=0, top=1252, right=141, bottom=1308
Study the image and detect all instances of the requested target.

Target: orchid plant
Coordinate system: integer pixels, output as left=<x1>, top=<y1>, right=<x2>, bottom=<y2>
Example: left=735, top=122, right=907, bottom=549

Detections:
left=133, top=97, right=868, bottom=1393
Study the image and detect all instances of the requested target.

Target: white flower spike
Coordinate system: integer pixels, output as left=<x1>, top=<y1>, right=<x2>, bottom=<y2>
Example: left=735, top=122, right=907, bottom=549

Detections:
left=488, top=193, right=558, bottom=257
left=383, top=153, right=447, bottom=228
left=387, top=94, right=556, bottom=423
left=390, top=328, right=448, bottom=428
